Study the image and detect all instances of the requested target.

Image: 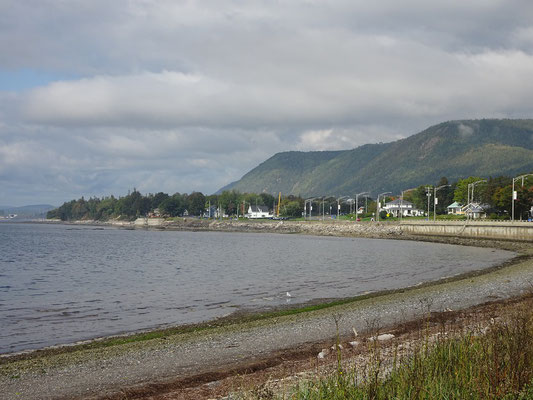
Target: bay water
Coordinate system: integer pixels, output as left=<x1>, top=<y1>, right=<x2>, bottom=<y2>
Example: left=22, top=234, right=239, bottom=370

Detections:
left=0, top=223, right=514, bottom=353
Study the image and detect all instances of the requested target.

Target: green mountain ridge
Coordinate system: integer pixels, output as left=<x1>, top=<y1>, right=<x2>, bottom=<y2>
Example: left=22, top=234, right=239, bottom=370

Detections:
left=220, top=119, right=533, bottom=196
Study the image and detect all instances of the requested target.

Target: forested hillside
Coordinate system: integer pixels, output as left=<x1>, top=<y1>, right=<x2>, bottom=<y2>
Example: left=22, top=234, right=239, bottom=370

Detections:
left=221, top=119, right=533, bottom=196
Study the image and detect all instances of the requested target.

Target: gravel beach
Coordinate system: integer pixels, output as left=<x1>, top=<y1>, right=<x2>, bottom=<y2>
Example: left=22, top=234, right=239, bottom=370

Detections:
left=1, top=224, right=532, bottom=400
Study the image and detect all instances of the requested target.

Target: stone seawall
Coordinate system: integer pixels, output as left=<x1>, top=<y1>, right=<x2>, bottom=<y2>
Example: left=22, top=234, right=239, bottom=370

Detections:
left=400, top=220, right=533, bottom=242
left=206, top=219, right=403, bottom=238
left=56, top=218, right=533, bottom=242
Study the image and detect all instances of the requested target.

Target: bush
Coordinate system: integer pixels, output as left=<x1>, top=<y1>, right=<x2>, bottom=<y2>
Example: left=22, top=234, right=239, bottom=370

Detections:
left=289, top=305, right=533, bottom=399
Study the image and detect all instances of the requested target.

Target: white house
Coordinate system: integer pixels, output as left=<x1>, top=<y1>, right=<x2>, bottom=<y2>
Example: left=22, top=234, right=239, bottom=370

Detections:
left=246, top=205, right=272, bottom=219
left=447, top=201, right=464, bottom=215
left=382, top=199, right=424, bottom=217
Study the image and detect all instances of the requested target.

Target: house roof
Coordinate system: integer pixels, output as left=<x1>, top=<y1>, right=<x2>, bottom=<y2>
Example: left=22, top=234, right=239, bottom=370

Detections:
left=461, top=202, right=489, bottom=212
left=249, top=205, right=269, bottom=212
left=447, top=201, right=463, bottom=208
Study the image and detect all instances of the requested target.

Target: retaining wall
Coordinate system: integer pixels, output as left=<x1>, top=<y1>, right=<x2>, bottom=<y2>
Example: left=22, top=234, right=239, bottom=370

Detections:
left=400, top=220, right=533, bottom=241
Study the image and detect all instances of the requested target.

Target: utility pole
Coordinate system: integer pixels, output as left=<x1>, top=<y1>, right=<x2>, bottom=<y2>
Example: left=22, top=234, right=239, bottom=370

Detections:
left=433, top=184, right=451, bottom=222
left=426, top=187, right=432, bottom=221
left=376, top=192, right=391, bottom=222
left=336, top=196, right=348, bottom=220
left=399, top=188, right=416, bottom=222
left=355, top=192, right=369, bottom=222
left=512, top=174, right=533, bottom=221
left=305, top=198, right=316, bottom=220
left=468, top=180, right=487, bottom=220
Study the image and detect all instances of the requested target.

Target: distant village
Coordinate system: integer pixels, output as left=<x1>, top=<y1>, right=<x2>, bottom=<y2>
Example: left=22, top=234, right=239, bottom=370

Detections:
left=46, top=174, right=533, bottom=222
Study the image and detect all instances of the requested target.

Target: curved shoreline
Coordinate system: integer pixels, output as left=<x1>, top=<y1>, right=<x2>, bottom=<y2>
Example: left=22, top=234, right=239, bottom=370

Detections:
left=0, top=244, right=524, bottom=362
left=0, top=227, right=522, bottom=360
left=1, top=225, right=532, bottom=400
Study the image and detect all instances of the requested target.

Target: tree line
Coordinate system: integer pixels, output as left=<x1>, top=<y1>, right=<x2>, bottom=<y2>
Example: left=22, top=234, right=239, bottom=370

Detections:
left=47, top=173, right=532, bottom=221
left=401, top=175, right=532, bottom=219
left=46, top=189, right=306, bottom=221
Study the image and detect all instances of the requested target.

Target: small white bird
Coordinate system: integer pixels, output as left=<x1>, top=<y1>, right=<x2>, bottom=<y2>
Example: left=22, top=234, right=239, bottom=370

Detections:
left=286, top=292, right=292, bottom=297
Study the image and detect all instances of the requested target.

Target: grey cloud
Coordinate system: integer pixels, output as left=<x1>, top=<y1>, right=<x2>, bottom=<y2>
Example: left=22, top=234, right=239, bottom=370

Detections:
left=2, top=0, right=533, bottom=205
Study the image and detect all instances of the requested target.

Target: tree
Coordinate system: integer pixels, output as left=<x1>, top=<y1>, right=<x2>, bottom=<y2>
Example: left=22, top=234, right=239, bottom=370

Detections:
left=281, top=201, right=302, bottom=217
left=187, top=192, right=206, bottom=216
left=515, top=185, right=533, bottom=219
left=482, top=176, right=512, bottom=206
left=406, top=185, right=430, bottom=211
left=96, top=196, right=117, bottom=220
left=151, top=192, right=169, bottom=210
left=454, top=177, right=485, bottom=203
left=259, top=193, right=275, bottom=209
left=159, top=194, right=185, bottom=217
left=219, top=190, right=241, bottom=216
left=492, top=185, right=512, bottom=215
left=434, top=177, right=455, bottom=214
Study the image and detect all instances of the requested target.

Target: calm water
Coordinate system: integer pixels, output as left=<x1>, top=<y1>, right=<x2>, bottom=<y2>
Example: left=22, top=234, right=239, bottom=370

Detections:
left=0, top=223, right=514, bottom=353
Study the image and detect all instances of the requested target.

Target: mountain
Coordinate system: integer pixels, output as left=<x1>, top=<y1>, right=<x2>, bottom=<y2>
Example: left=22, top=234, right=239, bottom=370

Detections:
left=220, top=119, right=533, bottom=197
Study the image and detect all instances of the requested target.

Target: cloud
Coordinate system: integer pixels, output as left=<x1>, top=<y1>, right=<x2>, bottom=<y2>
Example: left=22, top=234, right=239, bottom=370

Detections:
left=457, top=123, right=475, bottom=138
left=1, top=0, right=533, bottom=205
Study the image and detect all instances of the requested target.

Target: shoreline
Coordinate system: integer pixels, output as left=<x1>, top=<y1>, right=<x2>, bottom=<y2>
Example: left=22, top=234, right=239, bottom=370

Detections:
left=1, top=223, right=532, bottom=399
left=0, top=244, right=524, bottom=361
left=1, top=221, right=527, bottom=357
left=30, top=216, right=533, bottom=243
left=0, top=222, right=524, bottom=359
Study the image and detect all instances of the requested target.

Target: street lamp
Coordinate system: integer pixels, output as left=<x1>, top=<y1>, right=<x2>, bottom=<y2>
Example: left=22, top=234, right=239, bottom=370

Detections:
left=355, top=192, right=369, bottom=221
left=466, top=180, right=487, bottom=220
left=425, top=187, right=432, bottom=221
left=304, top=198, right=316, bottom=220
left=512, top=174, right=533, bottom=221
left=433, top=184, right=451, bottom=222
left=399, top=188, right=416, bottom=222
left=467, top=180, right=486, bottom=205
left=336, top=196, right=349, bottom=219
left=376, top=192, right=391, bottom=222
left=347, top=198, right=355, bottom=215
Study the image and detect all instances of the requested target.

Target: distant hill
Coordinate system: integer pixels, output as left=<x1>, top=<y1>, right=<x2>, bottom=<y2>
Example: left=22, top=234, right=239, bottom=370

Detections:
left=0, top=204, right=56, bottom=218
left=220, top=119, right=533, bottom=196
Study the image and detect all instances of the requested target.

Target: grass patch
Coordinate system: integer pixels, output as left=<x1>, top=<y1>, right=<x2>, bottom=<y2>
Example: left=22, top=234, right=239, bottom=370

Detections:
left=285, top=304, right=533, bottom=399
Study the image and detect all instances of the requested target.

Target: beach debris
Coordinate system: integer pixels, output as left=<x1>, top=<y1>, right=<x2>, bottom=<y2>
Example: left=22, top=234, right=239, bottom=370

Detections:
left=330, top=344, right=343, bottom=350
left=286, top=292, right=292, bottom=297
left=369, top=333, right=395, bottom=342
left=352, top=327, right=358, bottom=337
left=317, top=348, right=329, bottom=359
left=349, top=340, right=359, bottom=347
left=445, top=307, right=453, bottom=312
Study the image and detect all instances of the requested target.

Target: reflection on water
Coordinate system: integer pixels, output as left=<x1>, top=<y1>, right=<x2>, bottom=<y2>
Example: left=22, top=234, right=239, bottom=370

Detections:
left=0, top=223, right=514, bottom=353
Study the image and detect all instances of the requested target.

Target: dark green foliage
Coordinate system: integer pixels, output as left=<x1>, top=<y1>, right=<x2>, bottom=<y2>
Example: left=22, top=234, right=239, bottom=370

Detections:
left=151, top=192, right=169, bottom=209
left=159, top=194, right=186, bottom=217
left=186, top=192, right=206, bottom=216
left=47, top=190, right=200, bottom=221
left=221, top=119, right=533, bottom=197
left=282, top=200, right=303, bottom=217
left=46, top=190, right=309, bottom=221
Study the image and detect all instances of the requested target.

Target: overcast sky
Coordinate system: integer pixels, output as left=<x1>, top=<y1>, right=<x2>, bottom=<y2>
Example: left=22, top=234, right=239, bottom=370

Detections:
left=2, top=0, right=533, bottom=206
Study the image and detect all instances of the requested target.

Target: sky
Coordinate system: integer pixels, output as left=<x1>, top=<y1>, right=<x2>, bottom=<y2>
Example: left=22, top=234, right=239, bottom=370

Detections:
left=2, top=1, right=533, bottom=206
